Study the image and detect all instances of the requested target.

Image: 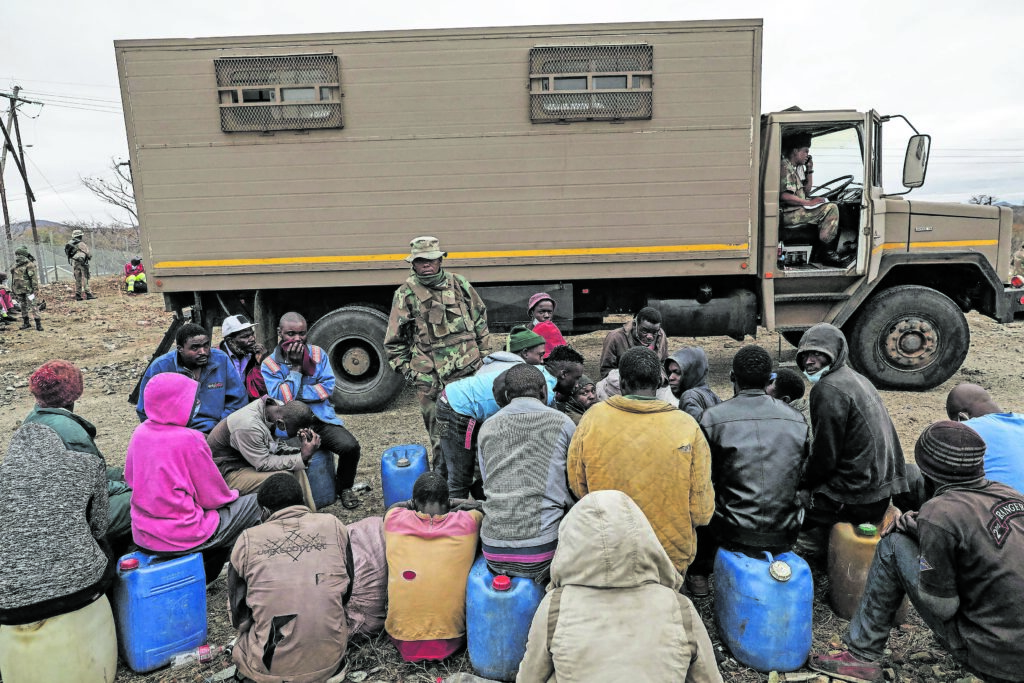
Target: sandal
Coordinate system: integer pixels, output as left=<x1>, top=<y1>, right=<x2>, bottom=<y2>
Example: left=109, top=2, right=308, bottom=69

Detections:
left=340, top=488, right=360, bottom=510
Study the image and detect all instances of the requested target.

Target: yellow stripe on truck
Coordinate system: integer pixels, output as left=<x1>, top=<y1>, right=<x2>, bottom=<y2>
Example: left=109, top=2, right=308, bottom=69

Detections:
left=873, top=239, right=998, bottom=255
left=154, top=242, right=750, bottom=269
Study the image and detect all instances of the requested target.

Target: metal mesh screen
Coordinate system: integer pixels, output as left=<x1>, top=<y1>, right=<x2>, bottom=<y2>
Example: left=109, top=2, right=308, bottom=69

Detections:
left=529, top=44, right=653, bottom=123
left=214, top=54, right=343, bottom=132
left=529, top=44, right=653, bottom=74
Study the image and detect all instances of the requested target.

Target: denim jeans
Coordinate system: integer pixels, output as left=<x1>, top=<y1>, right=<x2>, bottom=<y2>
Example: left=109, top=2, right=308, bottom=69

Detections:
left=845, top=532, right=965, bottom=663
left=435, top=398, right=478, bottom=499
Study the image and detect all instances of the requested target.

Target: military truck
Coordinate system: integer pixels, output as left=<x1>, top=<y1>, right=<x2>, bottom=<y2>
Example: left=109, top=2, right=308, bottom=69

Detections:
left=114, top=19, right=1024, bottom=410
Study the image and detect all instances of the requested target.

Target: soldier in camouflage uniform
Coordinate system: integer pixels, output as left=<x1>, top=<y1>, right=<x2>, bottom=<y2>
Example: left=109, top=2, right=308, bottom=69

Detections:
left=65, top=229, right=96, bottom=300
left=385, top=236, right=490, bottom=470
left=780, top=132, right=851, bottom=268
left=11, top=246, right=43, bottom=331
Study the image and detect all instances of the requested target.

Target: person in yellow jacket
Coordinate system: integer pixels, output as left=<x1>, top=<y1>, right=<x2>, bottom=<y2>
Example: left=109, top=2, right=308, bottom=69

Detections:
left=567, top=346, right=714, bottom=575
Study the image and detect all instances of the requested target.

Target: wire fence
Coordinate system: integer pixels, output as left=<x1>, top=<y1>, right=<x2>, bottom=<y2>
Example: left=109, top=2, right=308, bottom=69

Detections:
left=4, top=239, right=137, bottom=284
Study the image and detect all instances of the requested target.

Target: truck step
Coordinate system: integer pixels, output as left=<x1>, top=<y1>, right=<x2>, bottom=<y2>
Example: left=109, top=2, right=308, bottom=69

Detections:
left=774, top=293, right=851, bottom=303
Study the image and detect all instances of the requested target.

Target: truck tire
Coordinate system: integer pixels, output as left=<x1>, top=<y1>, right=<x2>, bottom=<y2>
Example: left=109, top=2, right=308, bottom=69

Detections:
left=308, top=305, right=404, bottom=412
left=847, top=285, right=969, bottom=391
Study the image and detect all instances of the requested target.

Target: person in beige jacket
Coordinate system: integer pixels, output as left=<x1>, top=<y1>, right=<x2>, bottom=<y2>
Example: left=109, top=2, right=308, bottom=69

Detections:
left=516, top=490, right=722, bottom=683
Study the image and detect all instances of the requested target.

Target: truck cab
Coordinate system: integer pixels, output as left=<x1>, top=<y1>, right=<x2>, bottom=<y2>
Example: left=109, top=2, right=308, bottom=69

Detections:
left=760, top=109, right=1023, bottom=389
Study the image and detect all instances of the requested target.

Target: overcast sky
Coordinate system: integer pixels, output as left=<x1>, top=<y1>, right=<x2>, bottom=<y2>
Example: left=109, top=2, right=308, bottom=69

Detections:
left=3, top=0, right=1022, bottom=224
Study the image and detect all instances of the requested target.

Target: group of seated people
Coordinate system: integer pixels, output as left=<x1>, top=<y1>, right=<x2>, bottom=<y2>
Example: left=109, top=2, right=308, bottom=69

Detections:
left=2, top=299, right=1023, bottom=683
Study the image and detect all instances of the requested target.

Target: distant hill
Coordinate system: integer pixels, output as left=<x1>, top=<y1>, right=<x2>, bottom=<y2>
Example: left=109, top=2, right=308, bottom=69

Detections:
left=8, top=219, right=68, bottom=236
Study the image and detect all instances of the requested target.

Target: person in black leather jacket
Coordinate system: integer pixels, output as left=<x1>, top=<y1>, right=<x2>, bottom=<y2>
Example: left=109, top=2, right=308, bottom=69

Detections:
left=687, top=345, right=809, bottom=596
left=793, top=323, right=909, bottom=566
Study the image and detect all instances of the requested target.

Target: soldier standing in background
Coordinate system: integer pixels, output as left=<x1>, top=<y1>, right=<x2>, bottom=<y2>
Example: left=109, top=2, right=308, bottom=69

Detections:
left=65, top=229, right=96, bottom=301
left=385, top=236, right=490, bottom=470
left=11, top=246, right=43, bottom=331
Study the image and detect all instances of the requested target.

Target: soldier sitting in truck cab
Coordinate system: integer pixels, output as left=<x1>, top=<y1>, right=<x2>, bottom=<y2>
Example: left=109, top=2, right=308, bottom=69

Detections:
left=780, top=133, right=853, bottom=269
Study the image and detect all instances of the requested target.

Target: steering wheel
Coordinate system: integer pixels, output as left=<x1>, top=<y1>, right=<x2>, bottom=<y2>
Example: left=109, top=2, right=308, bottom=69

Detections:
left=836, top=183, right=863, bottom=205
left=809, top=175, right=854, bottom=202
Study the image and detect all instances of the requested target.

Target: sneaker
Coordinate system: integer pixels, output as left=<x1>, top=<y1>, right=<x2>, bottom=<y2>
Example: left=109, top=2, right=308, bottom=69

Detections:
left=809, top=651, right=883, bottom=682
left=684, top=573, right=710, bottom=597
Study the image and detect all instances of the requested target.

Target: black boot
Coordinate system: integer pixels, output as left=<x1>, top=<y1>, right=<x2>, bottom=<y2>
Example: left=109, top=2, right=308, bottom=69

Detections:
left=35, top=319, right=43, bottom=331
left=86, top=293, right=97, bottom=300
left=19, top=317, right=31, bottom=330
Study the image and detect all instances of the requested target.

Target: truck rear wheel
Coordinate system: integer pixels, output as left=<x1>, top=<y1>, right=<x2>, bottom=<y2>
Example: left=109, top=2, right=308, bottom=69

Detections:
left=308, top=305, right=404, bottom=412
left=847, top=285, right=969, bottom=391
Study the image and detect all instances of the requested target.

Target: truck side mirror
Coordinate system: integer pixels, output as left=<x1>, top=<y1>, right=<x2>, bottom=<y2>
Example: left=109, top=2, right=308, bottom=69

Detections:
left=902, top=134, right=930, bottom=188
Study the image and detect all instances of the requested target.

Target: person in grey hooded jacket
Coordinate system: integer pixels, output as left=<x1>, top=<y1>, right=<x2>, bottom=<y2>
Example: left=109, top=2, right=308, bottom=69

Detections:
left=794, top=323, right=909, bottom=563
left=665, top=347, right=722, bottom=421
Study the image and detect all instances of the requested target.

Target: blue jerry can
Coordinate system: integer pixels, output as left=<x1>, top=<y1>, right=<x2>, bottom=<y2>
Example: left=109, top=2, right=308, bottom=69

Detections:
left=713, top=549, right=812, bottom=672
left=112, top=552, right=207, bottom=672
left=381, top=444, right=428, bottom=508
left=306, top=449, right=336, bottom=509
left=466, top=556, right=545, bottom=682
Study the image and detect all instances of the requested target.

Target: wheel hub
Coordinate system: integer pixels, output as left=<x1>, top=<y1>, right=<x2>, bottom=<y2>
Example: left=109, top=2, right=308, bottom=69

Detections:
left=341, top=347, right=372, bottom=377
left=883, top=318, right=938, bottom=368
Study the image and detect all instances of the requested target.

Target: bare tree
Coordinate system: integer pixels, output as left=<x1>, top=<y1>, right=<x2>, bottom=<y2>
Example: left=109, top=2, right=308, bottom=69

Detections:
left=81, top=158, right=138, bottom=236
left=969, top=194, right=998, bottom=205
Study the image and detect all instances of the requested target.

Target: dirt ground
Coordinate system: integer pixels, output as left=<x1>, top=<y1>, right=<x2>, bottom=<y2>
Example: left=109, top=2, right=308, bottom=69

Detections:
left=2, top=275, right=1018, bottom=683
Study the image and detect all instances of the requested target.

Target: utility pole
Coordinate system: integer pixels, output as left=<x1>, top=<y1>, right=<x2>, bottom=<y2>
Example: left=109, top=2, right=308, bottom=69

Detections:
left=1, top=90, right=46, bottom=283
left=0, top=85, right=17, bottom=271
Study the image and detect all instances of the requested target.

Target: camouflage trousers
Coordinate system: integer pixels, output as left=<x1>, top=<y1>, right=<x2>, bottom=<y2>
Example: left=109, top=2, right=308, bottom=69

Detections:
left=15, top=292, right=41, bottom=320
left=73, top=261, right=93, bottom=295
left=417, top=390, right=443, bottom=471
left=781, top=201, right=840, bottom=245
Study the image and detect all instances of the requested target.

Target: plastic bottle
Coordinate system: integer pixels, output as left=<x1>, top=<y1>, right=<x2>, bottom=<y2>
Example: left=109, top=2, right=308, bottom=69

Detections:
left=713, top=549, right=813, bottom=672
left=169, top=644, right=227, bottom=667
left=465, top=556, right=545, bottom=682
left=381, top=444, right=429, bottom=508
left=828, top=522, right=910, bottom=622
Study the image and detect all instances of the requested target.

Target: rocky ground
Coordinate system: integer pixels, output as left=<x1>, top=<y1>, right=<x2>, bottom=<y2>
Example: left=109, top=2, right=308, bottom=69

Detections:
left=2, top=275, right=1017, bottom=683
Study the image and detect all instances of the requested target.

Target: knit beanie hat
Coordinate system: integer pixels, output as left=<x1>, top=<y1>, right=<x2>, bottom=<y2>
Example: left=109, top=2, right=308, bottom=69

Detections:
left=30, top=360, right=84, bottom=408
left=528, top=292, right=555, bottom=314
left=572, top=375, right=595, bottom=397
left=914, top=420, right=986, bottom=485
left=507, top=325, right=546, bottom=353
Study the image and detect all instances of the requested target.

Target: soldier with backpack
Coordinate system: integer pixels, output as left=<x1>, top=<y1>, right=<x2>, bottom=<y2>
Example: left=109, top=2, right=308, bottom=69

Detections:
left=64, top=229, right=95, bottom=301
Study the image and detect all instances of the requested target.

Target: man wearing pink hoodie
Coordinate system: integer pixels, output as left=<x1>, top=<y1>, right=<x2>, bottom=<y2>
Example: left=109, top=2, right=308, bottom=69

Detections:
left=125, top=372, right=262, bottom=583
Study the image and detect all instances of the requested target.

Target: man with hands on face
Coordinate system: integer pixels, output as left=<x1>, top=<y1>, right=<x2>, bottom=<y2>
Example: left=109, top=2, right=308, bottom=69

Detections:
left=207, top=396, right=326, bottom=510
left=262, top=312, right=363, bottom=509
left=218, top=314, right=268, bottom=401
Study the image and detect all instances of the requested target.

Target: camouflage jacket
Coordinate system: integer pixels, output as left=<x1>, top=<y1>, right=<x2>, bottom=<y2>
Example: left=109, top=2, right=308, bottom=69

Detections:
left=384, top=271, right=490, bottom=397
left=10, top=256, right=38, bottom=295
left=66, top=239, right=91, bottom=263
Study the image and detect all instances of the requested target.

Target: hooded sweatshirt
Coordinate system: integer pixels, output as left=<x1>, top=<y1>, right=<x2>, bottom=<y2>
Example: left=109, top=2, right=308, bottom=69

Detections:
left=666, top=348, right=722, bottom=421
left=125, top=373, right=239, bottom=551
left=516, top=490, right=722, bottom=683
left=796, top=323, right=909, bottom=505
left=0, top=423, right=114, bottom=625
left=567, top=395, right=714, bottom=573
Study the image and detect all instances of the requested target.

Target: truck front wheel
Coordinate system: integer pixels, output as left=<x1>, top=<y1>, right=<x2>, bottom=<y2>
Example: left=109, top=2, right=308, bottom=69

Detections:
left=308, top=305, right=405, bottom=412
left=847, top=285, right=969, bottom=391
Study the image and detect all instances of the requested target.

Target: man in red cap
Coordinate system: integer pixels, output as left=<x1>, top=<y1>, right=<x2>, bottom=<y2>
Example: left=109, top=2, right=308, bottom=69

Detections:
left=810, top=421, right=1024, bottom=683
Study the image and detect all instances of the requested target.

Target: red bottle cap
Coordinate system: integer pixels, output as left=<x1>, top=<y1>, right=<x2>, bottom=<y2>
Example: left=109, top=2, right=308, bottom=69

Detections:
left=492, top=575, right=512, bottom=591
left=118, top=558, right=140, bottom=571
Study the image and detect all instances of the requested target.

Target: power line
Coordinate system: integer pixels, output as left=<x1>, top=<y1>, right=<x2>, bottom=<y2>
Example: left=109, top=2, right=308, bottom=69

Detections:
left=26, top=155, right=83, bottom=222
left=0, top=76, right=120, bottom=90
left=18, top=90, right=122, bottom=105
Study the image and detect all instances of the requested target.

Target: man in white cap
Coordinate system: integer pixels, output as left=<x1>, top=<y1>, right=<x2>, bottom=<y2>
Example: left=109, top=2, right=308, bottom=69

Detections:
left=64, top=229, right=95, bottom=301
left=385, top=236, right=490, bottom=470
left=219, top=314, right=267, bottom=402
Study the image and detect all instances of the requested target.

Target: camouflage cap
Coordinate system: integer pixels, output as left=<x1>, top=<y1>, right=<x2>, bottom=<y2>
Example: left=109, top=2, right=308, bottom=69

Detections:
left=71, top=230, right=84, bottom=239
left=15, top=246, right=30, bottom=257
left=406, top=236, right=447, bottom=263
